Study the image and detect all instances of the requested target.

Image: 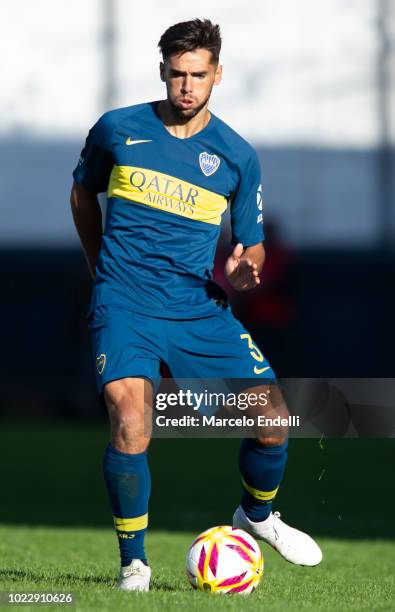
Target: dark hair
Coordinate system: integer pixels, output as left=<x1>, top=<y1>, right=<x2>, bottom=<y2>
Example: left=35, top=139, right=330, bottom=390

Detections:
left=158, top=19, right=222, bottom=64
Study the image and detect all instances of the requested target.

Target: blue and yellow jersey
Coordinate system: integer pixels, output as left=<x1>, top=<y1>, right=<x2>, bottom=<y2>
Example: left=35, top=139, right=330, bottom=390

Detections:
left=73, top=102, right=264, bottom=318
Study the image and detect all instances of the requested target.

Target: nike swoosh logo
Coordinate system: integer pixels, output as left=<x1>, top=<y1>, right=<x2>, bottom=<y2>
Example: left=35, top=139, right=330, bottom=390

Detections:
left=254, top=365, right=271, bottom=375
left=125, top=138, right=152, bottom=145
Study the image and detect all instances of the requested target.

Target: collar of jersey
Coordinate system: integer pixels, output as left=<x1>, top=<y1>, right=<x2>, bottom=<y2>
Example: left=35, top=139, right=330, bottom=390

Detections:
left=149, top=100, right=218, bottom=142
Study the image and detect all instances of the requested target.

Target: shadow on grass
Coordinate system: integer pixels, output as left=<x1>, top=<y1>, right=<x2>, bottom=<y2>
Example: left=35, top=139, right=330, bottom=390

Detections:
left=1, top=421, right=394, bottom=539
left=0, top=568, right=114, bottom=587
left=150, top=579, right=187, bottom=592
left=0, top=568, right=182, bottom=593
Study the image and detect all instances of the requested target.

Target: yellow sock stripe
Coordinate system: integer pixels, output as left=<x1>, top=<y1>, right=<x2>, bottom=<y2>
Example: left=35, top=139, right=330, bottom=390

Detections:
left=241, top=478, right=279, bottom=501
left=113, top=514, right=148, bottom=532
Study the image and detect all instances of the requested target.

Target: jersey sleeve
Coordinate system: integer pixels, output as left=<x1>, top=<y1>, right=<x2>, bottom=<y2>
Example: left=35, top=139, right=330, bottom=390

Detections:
left=230, top=149, right=264, bottom=246
left=72, top=113, right=114, bottom=193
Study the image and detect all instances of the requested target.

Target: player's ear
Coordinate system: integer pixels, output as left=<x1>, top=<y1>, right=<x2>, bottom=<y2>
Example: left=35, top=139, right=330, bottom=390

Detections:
left=214, top=64, right=222, bottom=86
left=159, top=62, right=166, bottom=82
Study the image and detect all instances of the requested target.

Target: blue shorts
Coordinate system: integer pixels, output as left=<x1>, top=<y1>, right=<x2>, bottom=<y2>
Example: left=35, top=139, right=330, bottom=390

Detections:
left=88, top=304, right=276, bottom=394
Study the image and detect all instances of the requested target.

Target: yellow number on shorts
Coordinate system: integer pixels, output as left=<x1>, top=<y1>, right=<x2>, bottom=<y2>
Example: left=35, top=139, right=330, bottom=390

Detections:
left=240, top=333, right=264, bottom=362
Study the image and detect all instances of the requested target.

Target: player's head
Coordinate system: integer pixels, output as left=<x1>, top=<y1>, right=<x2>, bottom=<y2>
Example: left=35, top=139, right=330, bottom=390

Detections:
left=158, top=19, right=222, bottom=120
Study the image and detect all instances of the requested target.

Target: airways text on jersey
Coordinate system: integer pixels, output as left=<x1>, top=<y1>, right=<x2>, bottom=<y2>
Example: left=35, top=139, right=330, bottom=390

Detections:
left=108, top=166, right=227, bottom=225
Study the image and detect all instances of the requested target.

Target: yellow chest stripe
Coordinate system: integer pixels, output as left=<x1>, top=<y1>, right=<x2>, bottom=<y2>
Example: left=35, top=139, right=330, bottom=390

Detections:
left=108, top=165, right=227, bottom=225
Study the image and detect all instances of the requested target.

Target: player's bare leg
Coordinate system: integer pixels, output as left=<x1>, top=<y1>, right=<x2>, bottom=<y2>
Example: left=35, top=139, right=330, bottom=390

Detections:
left=233, top=384, right=323, bottom=566
left=103, top=377, right=152, bottom=591
left=105, top=377, right=152, bottom=453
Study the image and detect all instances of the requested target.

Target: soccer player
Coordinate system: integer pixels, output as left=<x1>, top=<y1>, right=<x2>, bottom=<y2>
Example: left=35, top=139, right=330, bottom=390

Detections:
left=71, top=19, right=322, bottom=591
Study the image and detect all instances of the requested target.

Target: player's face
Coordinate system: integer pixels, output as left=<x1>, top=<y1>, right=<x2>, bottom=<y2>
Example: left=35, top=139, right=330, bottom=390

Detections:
left=160, top=49, right=222, bottom=120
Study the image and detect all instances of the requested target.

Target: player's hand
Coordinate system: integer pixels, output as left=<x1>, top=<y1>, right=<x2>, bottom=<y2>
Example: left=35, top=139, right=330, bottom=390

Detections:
left=224, top=243, right=261, bottom=291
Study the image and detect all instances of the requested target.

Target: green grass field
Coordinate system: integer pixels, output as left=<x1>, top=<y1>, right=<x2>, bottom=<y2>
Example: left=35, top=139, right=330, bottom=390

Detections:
left=0, top=423, right=394, bottom=611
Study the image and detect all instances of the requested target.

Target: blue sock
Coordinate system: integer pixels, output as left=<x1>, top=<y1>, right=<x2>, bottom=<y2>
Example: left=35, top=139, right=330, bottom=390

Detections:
left=239, top=438, right=288, bottom=522
left=103, top=443, right=151, bottom=566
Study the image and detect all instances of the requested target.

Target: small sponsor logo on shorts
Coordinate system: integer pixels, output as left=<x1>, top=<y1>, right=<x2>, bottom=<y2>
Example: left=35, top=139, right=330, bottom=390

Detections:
left=96, top=353, right=106, bottom=374
left=254, top=365, right=271, bottom=375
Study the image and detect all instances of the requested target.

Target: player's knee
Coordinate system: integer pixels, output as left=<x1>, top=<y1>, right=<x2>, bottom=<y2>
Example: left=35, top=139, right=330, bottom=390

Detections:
left=104, top=379, right=147, bottom=416
left=104, top=377, right=144, bottom=405
left=109, top=406, right=151, bottom=453
left=255, top=433, right=288, bottom=447
left=103, top=379, right=151, bottom=451
left=112, top=408, right=143, bottom=435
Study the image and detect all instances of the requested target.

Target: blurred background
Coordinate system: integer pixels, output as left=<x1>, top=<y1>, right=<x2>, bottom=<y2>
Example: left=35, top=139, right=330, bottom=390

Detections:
left=0, top=0, right=394, bottom=551
left=1, top=0, right=394, bottom=417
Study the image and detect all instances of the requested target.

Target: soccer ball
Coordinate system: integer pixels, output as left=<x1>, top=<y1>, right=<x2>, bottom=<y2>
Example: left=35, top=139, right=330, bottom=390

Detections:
left=186, top=525, right=263, bottom=595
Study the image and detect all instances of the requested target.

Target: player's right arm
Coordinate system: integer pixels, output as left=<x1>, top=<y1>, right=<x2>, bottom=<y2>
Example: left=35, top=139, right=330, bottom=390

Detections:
left=70, top=112, right=114, bottom=279
left=70, top=182, right=102, bottom=280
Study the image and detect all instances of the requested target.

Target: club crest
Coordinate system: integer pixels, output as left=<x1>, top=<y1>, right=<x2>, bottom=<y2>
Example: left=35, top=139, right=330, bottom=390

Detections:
left=199, top=152, right=220, bottom=177
left=96, top=353, right=106, bottom=374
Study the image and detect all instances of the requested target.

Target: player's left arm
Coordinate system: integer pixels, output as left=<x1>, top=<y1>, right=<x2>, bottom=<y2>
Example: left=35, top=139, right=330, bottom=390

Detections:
left=225, top=242, right=265, bottom=291
left=226, top=148, right=265, bottom=291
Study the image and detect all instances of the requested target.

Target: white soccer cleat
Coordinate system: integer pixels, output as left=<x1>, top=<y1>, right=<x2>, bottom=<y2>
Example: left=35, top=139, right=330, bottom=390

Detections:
left=232, top=506, right=322, bottom=566
left=117, top=559, right=151, bottom=592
